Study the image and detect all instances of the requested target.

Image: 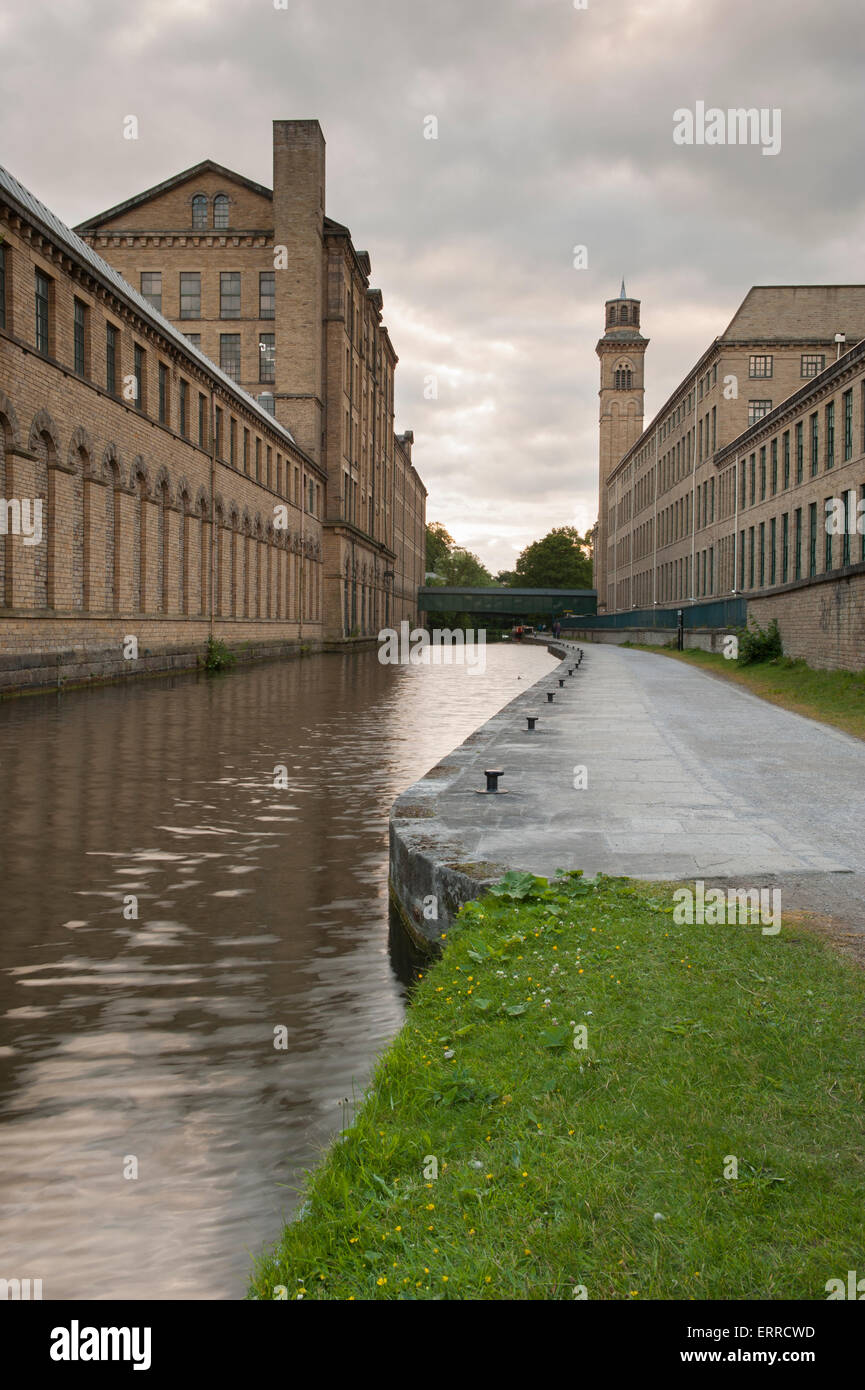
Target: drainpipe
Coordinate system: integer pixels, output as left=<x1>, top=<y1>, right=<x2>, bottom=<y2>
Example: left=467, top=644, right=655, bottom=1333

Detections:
left=690, top=378, right=698, bottom=602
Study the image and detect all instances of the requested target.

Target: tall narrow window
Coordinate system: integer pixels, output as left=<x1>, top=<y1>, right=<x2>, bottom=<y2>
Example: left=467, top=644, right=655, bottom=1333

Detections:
left=259, top=333, right=275, bottom=383
left=760, top=446, right=766, bottom=500
left=215, top=406, right=223, bottom=457
left=106, top=322, right=118, bottom=394
left=770, top=438, right=778, bottom=494
left=192, top=194, right=208, bottom=229
left=259, top=270, right=275, bottom=319
left=73, top=298, right=87, bottom=376
left=213, top=194, right=229, bottom=229
left=180, top=272, right=201, bottom=319
left=35, top=269, right=50, bottom=353
left=140, top=271, right=162, bottom=313
left=158, top=361, right=168, bottom=424
left=759, top=521, right=765, bottom=587
left=220, top=271, right=241, bottom=318
left=826, top=400, right=835, bottom=469
left=808, top=502, right=817, bottom=576
left=794, top=508, right=802, bottom=579
left=198, top=393, right=207, bottom=448
left=230, top=418, right=237, bottom=466
left=795, top=421, right=804, bottom=483
left=179, top=379, right=188, bottom=437
left=843, top=389, right=853, bottom=462
left=824, top=498, right=833, bottom=572
left=769, top=518, right=776, bottom=585
left=0, top=244, right=6, bottom=331
left=810, top=413, right=819, bottom=476
left=133, top=343, right=144, bottom=410
left=783, top=431, right=790, bottom=489
left=782, top=513, right=789, bottom=583
left=220, top=333, right=241, bottom=382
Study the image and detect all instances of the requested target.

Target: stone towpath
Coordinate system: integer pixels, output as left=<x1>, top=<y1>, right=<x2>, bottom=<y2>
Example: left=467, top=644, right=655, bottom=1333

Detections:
left=419, top=641, right=865, bottom=933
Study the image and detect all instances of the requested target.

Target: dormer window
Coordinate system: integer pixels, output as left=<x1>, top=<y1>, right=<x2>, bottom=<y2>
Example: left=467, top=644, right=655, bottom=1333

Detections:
left=192, top=194, right=208, bottom=229
left=213, top=194, right=229, bottom=229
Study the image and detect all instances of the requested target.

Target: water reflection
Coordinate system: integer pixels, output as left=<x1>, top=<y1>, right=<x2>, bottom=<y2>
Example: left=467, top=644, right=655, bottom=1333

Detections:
left=0, top=643, right=555, bottom=1299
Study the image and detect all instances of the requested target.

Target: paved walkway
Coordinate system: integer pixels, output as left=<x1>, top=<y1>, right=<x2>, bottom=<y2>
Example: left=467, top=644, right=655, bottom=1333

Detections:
left=432, top=642, right=865, bottom=931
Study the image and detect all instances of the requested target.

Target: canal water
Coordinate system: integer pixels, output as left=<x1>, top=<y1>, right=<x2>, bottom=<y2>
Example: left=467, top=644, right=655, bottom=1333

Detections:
left=0, top=641, right=555, bottom=1300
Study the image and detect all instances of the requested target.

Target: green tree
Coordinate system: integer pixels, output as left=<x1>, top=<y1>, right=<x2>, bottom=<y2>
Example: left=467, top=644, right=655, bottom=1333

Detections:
left=425, top=522, right=454, bottom=576
left=513, top=526, right=593, bottom=589
left=437, top=546, right=495, bottom=587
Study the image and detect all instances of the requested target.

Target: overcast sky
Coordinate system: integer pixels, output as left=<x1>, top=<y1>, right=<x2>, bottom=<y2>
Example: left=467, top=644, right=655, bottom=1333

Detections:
left=2, top=0, right=864, bottom=572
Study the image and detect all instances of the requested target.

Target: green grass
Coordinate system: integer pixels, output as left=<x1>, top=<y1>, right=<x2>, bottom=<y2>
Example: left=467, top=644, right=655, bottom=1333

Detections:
left=249, top=872, right=865, bottom=1301
left=624, top=647, right=865, bottom=742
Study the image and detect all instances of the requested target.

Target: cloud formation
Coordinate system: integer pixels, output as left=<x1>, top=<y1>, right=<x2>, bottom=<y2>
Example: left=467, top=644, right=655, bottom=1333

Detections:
left=3, top=0, right=863, bottom=569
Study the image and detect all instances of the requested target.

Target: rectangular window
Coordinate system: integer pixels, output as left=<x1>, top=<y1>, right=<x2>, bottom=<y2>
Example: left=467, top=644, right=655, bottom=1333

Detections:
left=220, top=271, right=241, bottom=318
left=184, top=333, right=201, bottom=349
left=198, top=393, right=207, bottom=447
left=35, top=269, right=50, bottom=353
left=748, top=526, right=755, bottom=588
left=795, top=421, right=804, bottom=483
left=783, top=431, right=790, bottom=489
left=220, top=333, right=241, bottom=382
left=748, top=399, right=772, bottom=425
left=158, top=361, right=168, bottom=424
left=0, top=244, right=6, bottom=331
left=794, top=508, right=802, bottom=579
left=842, top=489, right=852, bottom=568
left=140, top=271, right=162, bottom=313
left=810, top=412, right=819, bottom=476
left=179, top=379, right=188, bottom=437
left=73, top=297, right=87, bottom=376
left=760, top=446, right=766, bottom=500
left=808, top=501, right=817, bottom=576
left=215, top=406, right=223, bottom=457
left=133, top=343, right=144, bottom=409
left=255, top=437, right=261, bottom=481
left=739, top=459, right=746, bottom=508
left=243, top=428, right=250, bottom=473
left=749, top=454, right=756, bottom=505
left=259, top=332, right=275, bottom=383
left=843, top=389, right=853, bottom=461
left=749, top=354, right=773, bottom=378
left=769, top=517, right=776, bottom=585
left=801, top=353, right=825, bottom=378
left=782, top=512, right=789, bottom=583
left=230, top=417, right=237, bottom=466
left=106, top=322, right=118, bottom=394
left=711, top=405, right=716, bottom=451
left=259, top=271, right=275, bottom=320
left=770, top=438, right=778, bottom=494
left=826, top=400, right=835, bottom=469
left=180, top=272, right=201, bottom=319
left=861, top=486, right=865, bottom=565
left=759, top=521, right=765, bottom=587
left=824, top=497, right=833, bottom=572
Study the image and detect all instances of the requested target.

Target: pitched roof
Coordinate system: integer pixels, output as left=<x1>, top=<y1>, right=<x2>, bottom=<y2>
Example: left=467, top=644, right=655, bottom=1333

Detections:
left=0, top=161, right=301, bottom=448
left=73, top=160, right=273, bottom=232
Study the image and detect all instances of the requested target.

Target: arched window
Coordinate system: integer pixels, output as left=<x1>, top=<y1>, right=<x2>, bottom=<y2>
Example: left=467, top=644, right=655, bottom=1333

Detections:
left=192, top=194, right=208, bottom=229
left=614, top=362, right=633, bottom=390
left=213, top=194, right=229, bottom=229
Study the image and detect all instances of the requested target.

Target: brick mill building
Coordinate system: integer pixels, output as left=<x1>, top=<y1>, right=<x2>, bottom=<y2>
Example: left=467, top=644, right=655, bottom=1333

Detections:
left=0, top=122, right=425, bottom=692
left=595, top=284, right=865, bottom=666
left=75, top=120, right=426, bottom=645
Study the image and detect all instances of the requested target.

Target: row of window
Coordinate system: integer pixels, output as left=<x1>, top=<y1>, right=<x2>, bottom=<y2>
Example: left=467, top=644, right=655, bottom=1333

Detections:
left=738, top=490, right=865, bottom=590
left=191, top=193, right=231, bottom=230
left=737, top=391, right=856, bottom=509
left=748, top=352, right=826, bottom=380
left=140, top=270, right=276, bottom=320
left=7, top=252, right=314, bottom=505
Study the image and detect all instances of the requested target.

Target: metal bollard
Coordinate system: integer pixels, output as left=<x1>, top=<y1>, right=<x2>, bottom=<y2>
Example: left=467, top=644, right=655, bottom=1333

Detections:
left=475, top=768, right=507, bottom=795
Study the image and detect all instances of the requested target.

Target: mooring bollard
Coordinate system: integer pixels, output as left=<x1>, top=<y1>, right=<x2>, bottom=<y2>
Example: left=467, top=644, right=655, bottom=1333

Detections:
left=567, top=666, right=574, bottom=676
left=526, top=713, right=539, bottom=731
left=547, top=690, right=555, bottom=703
left=558, top=677, right=565, bottom=687
left=475, top=768, right=507, bottom=795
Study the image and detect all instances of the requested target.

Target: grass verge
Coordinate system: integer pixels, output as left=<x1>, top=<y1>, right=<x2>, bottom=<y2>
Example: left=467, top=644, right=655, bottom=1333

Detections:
left=249, top=871, right=865, bottom=1300
left=623, top=646, right=865, bottom=742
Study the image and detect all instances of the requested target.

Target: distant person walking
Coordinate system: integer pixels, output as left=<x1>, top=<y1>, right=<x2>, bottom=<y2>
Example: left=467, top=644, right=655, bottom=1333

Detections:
left=552, top=620, right=561, bottom=639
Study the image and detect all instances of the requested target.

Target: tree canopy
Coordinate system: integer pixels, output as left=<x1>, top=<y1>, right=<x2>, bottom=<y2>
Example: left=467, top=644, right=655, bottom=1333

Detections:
left=425, top=522, right=494, bottom=587
left=511, top=526, right=593, bottom=590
